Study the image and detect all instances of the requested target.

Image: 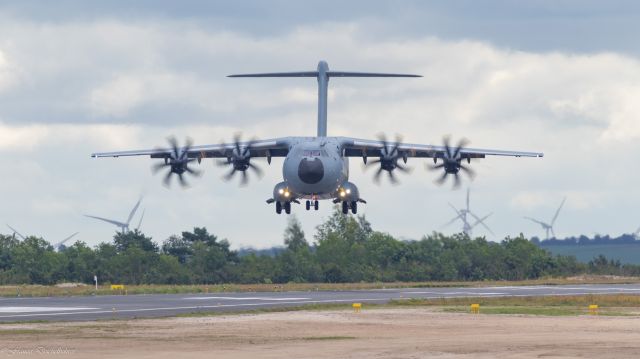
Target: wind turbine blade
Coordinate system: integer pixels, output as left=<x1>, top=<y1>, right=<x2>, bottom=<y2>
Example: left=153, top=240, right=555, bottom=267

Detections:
left=470, top=212, right=494, bottom=235
left=6, top=224, right=26, bottom=240
left=84, top=215, right=127, bottom=228
left=136, top=209, right=146, bottom=232
left=448, top=203, right=461, bottom=216
left=54, top=232, right=79, bottom=247
left=126, top=197, right=143, bottom=226
left=441, top=213, right=464, bottom=229
left=523, top=216, right=548, bottom=227
left=634, top=225, right=640, bottom=237
left=551, top=197, right=566, bottom=226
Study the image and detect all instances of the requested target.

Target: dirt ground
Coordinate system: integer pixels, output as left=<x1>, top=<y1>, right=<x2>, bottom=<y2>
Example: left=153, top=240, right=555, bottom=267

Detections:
left=1, top=308, right=640, bottom=358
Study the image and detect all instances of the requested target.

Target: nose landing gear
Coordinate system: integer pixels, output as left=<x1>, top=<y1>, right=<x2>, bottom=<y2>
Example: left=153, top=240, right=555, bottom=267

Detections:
left=341, top=201, right=358, bottom=214
left=273, top=201, right=292, bottom=214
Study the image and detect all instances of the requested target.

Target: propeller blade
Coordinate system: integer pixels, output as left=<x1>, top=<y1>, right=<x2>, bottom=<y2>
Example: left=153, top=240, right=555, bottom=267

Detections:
left=453, top=173, right=461, bottom=188
left=460, top=164, right=475, bottom=179
left=248, top=162, right=264, bottom=177
left=163, top=170, right=172, bottom=187
left=388, top=170, right=398, bottom=184
left=185, top=166, right=202, bottom=177
left=178, top=173, right=188, bottom=187
left=436, top=172, right=448, bottom=185
left=452, top=138, right=469, bottom=158
left=396, top=163, right=411, bottom=173
left=223, top=168, right=237, bottom=182
left=152, top=161, right=168, bottom=173
left=443, top=136, right=452, bottom=158
left=241, top=170, right=249, bottom=186
left=374, top=167, right=383, bottom=183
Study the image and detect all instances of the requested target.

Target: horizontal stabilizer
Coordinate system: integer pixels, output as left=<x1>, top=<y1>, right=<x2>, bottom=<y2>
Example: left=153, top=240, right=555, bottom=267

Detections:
left=228, top=72, right=318, bottom=78
left=327, top=71, right=421, bottom=78
left=228, top=71, right=421, bottom=78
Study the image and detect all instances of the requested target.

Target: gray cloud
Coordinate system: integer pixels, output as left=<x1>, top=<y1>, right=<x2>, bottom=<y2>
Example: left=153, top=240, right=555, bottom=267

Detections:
left=1, top=3, right=639, bottom=248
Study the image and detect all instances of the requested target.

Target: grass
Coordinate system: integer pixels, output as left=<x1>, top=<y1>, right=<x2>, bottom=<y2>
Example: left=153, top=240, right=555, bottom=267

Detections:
left=391, top=294, right=640, bottom=316
left=2, top=275, right=640, bottom=297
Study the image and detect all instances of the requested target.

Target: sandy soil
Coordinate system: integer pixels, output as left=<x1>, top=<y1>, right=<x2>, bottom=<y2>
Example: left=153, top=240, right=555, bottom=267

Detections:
left=1, top=308, right=640, bottom=358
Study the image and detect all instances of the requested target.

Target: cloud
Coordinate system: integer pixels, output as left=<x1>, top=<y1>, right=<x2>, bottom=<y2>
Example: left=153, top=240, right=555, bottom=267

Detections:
left=1, top=15, right=640, bottom=245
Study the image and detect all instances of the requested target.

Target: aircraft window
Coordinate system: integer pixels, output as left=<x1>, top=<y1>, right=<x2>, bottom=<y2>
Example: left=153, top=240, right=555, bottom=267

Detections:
left=303, top=150, right=321, bottom=157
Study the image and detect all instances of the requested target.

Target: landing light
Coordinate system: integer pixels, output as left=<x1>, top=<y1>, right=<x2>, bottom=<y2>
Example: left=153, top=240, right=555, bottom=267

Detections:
left=339, top=191, right=346, bottom=197
left=278, top=189, right=284, bottom=195
left=346, top=189, right=351, bottom=194
left=284, top=191, right=290, bottom=198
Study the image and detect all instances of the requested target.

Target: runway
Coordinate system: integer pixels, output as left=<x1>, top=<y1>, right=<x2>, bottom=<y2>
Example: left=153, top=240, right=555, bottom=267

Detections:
left=1, top=284, right=639, bottom=322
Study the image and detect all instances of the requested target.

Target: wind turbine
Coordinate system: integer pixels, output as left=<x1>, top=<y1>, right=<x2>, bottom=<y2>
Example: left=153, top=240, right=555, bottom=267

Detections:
left=524, top=197, right=566, bottom=240
left=441, top=188, right=494, bottom=237
left=6, top=224, right=78, bottom=250
left=6, top=224, right=25, bottom=240
left=52, top=232, right=79, bottom=251
left=85, top=197, right=143, bottom=233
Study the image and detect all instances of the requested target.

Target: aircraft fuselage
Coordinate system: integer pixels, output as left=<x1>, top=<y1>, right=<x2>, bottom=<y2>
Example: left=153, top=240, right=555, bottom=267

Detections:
left=272, top=137, right=360, bottom=206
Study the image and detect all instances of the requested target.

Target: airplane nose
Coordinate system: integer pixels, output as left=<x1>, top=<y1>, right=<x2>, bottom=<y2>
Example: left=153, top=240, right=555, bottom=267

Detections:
left=298, top=158, right=324, bottom=184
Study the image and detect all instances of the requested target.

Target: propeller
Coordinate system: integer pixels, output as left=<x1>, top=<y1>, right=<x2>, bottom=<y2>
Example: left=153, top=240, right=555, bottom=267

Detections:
left=216, top=134, right=263, bottom=186
left=152, top=137, right=202, bottom=188
left=427, top=136, right=475, bottom=189
left=364, top=134, right=411, bottom=184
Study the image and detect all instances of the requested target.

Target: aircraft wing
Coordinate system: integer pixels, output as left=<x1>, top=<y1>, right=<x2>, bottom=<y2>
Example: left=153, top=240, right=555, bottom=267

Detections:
left=340, top=137, right=543, bottom=159
left=91, top=138, right=291, bottom=159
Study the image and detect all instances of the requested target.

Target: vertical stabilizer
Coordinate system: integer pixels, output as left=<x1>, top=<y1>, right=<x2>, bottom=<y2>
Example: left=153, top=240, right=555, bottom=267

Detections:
left=228, top=62, right=421, bottom=138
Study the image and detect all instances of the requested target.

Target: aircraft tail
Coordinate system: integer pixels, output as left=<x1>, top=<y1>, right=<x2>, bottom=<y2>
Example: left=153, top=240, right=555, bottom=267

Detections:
left=229, top=61, right=421, bottom=137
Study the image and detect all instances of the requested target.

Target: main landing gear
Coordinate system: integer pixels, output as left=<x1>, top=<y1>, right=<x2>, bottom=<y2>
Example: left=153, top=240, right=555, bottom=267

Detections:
left=342, top=201, right=358, bottom=215
left=305, top=200, right=319, bottom=211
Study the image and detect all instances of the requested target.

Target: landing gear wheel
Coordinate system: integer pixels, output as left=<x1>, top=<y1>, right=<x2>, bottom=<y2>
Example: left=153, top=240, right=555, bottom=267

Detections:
left=342, top=201, right=349, bottom=214
left=276, top=201, right=282, bottom=214
left=314, top=200, right=319, bottom=211
left=351, top=201, right=358, bottom=214
left=306, top=200, right=311, bottom=211
left=284, top=201, right=291, bottom=215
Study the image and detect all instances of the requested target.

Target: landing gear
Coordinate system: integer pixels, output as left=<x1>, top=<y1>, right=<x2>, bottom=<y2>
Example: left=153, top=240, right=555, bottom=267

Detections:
left=276, top=201, right=292, bottom=214
left=306, top=200, right=319, bottom=211
left=341, top=201, right=358, bottom=215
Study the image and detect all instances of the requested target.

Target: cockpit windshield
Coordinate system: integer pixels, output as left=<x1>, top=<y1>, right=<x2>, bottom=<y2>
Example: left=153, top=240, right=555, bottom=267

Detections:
left=303, top=150, right=322, bottom=157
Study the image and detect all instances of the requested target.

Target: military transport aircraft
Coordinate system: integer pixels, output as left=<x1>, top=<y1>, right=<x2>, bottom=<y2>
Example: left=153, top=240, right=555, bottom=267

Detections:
left=91, top=61, right=543, bottom=215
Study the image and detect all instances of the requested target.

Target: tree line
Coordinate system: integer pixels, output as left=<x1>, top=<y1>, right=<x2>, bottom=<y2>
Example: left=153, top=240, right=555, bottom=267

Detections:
left=1, top=207, right=639, bottom=285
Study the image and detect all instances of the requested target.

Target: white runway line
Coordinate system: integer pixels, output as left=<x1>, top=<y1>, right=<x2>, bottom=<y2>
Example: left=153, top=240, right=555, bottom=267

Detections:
left=404, top=291, right=507, bottom=295
left=0, top=306, right=98, bottom=313
left=183, top=296, right=310, bottom=301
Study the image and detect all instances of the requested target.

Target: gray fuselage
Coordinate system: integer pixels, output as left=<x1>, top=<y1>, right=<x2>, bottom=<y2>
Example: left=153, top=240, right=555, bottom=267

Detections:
left=281, top=137, right=348, bottom=200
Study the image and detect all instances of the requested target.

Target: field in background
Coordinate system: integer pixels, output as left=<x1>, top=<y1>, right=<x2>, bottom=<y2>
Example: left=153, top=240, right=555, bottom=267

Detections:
left=541, top=244, right=640, bottom=264
left=1, top=275, right=640, bottom=297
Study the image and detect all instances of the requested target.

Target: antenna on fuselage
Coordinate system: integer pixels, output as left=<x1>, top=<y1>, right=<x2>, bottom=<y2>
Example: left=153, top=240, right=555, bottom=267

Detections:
left=228, top=61, right=421, bottom=137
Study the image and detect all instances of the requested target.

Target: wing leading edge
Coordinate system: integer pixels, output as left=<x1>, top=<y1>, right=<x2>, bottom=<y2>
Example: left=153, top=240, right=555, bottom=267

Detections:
left=91, top=138, right=291, bottom=159
left=340, top=137, right=543, bottom=159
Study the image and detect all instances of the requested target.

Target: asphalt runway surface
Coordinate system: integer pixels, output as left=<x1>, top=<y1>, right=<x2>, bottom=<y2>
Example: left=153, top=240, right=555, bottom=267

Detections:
left=1, top=284, right=639, bottom=322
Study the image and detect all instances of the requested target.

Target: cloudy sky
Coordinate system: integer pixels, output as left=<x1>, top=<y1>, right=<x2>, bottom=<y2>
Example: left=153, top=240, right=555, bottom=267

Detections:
left=1, top=0, right=639, bottom=248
